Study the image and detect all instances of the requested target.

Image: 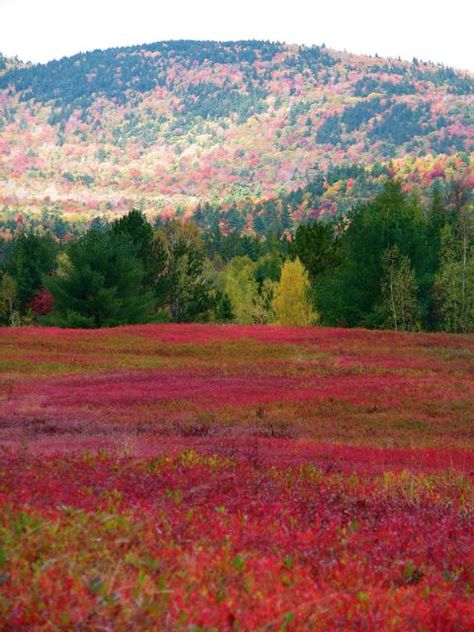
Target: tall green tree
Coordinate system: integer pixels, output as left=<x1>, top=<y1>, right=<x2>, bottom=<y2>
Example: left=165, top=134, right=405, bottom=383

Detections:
left=422, top=184, right=449, bottom=329
left=317, top=180, right=427, bottom=327
left=378, top=246, right=421, bottom=331
left=5, top=233, right=58, bottom=309
left=112, top=209, right=165, bottom=289
left=252, top=279, right=277, bottom=324
left=154, top=220, right=214, bottom=322
left=45, top=229, right=153, bottom=328
left=288, top=221, right=339, bottom=281
left=254, top=251, right=282, bottom=286
left=435, top=209, right=474, bottom=333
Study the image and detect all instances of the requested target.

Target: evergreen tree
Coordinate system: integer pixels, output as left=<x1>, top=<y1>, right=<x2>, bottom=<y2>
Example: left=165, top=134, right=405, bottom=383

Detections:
left=435, top=211, right=474, bottom=333
left=5, top=233, right=58, bottom=309
left=288, top=221, right=339, bottom=280
left=423, top=184, right=448, bottom=328
left=112, top=209, right=165, bottom=288
left=317, top=180, right=427, bottom=327
left=214, top=291, right=234, bottom=322
left=45, top=229, right=153, bottom=328
left=254, top=252, right=282, bottom=286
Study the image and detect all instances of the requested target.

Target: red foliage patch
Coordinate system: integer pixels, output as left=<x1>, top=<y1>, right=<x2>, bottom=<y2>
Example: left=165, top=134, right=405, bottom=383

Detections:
left=27, top=288, right=54, bottom=316
left=0, top=324, right=472, bottom=628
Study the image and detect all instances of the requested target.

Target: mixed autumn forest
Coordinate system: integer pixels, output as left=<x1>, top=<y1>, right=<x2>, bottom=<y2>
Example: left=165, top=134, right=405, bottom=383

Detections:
left=1, top=41, right=473, bottom=333
left=0, top=40, right=472, bottom=222
left=0, top=39, right=473, bottom=630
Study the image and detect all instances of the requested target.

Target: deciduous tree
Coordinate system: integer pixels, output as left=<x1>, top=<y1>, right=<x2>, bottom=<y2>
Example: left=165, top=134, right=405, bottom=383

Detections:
left=378, top=246, right=421, bottom=331
left=154, top=220, right=214, bottom=322
left=272, top=258, right=317, bottom=326
left=0, top=272, right=17, bottom=325
left=221, top=256, right=259, bottom=324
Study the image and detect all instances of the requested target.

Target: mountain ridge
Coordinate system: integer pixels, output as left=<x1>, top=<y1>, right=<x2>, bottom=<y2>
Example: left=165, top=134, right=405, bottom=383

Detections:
left=0, top=40, right=472, bottom=226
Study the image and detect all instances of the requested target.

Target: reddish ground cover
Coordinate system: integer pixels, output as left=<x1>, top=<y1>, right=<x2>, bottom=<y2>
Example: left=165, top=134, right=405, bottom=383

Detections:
left=0, top=324, right=473, bottom=629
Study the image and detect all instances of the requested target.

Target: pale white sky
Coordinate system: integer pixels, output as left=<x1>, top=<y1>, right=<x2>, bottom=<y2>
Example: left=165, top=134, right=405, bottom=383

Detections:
left=0, top=0, right=473, bottom=70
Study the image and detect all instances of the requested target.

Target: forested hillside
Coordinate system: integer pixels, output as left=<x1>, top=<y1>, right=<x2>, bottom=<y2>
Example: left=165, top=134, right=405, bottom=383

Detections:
left=0, top=40, right=472, bottom=226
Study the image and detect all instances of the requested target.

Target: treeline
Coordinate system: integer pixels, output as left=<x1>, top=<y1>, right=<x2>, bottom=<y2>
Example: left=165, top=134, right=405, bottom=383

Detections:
left=0, top=179, right=473, bottom=332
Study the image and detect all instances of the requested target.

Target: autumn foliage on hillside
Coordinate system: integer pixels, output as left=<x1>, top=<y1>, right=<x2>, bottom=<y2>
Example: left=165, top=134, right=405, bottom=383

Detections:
left=0, top=40, right=472, bottom=222
left=0, top=324, right=473, bottom=629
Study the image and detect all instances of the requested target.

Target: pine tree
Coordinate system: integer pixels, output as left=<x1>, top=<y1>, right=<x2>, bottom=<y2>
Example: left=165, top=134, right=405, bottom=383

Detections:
left=288, top=221, right=339, bottom=280
left=45, top=229, right=153, bottom=328
left=272, top=258, right=317, bottom=326
left=112, top=209, right=163, bottom=289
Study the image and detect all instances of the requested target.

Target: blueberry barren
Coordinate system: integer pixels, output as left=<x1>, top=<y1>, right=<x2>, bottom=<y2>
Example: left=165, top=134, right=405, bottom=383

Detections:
left=0, top=324, right=473, bottom=629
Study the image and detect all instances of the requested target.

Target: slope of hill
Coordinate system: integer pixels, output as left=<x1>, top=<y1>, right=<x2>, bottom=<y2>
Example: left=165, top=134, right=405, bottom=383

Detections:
left=0, top=40, right=472, bottom=222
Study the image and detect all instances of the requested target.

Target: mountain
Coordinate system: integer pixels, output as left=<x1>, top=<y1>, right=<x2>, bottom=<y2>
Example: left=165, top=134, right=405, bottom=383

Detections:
left=0, top=40, right=472, bottom=227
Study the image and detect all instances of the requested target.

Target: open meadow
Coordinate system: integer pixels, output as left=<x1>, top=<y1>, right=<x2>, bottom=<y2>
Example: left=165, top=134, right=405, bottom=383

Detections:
left=0, top=324, right=473, bottom=630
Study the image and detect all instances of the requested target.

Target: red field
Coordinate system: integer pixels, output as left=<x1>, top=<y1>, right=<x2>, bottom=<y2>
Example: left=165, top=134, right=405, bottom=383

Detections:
left=0, top=325, right=473, bottom=630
